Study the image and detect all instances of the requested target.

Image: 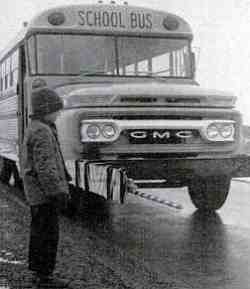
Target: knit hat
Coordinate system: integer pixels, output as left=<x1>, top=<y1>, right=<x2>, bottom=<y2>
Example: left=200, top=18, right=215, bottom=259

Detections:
left=31, top=88, right=63, bottom=116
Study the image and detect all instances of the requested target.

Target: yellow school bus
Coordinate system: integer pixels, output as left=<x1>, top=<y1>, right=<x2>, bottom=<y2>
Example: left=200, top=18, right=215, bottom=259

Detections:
left=0, top=3, right=248, bottom=211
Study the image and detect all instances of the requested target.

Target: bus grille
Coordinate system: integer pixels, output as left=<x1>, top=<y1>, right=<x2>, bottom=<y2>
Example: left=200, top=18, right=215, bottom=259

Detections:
left=124, top=129, right=201, bottom=145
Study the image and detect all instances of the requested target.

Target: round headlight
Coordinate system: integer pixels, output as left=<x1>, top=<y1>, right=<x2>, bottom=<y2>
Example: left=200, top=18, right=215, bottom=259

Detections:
left=86, top=124, right=100, bottom=139
left=207, top=124, right=219, bottom=139
left=220, top=124, right=234, bottom=138
left=102, top=124, right=116, bottom=138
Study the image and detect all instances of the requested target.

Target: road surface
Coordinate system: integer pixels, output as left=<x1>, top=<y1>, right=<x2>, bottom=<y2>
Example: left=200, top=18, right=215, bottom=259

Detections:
left=1, top=179, right=250, bottom=288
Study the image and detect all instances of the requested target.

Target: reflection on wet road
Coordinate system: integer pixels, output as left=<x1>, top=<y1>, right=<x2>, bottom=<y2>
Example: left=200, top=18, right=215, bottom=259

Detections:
left=77, top=179, right=250, bottom=289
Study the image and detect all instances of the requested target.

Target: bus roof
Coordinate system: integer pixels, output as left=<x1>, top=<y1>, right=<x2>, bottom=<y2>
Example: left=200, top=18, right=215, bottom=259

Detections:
left=0, top=4, right=193, bottom=60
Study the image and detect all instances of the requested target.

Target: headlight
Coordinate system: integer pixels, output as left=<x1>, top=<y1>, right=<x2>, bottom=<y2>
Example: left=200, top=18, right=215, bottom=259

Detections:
left=219, top=124, right=234, bottom=138
left=205, top=121, right=235, bottom=141
left=86, top=124, right=100, bottom=139
left=206, top=124, right=219, bottom=139
left=102, top=124, right=116, bottom=138
left=80, top=120, right=120, bottom=142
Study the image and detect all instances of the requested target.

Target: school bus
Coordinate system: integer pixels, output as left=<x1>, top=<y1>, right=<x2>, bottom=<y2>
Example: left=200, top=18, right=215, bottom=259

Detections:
left=0, top=3, right=249, bottom=211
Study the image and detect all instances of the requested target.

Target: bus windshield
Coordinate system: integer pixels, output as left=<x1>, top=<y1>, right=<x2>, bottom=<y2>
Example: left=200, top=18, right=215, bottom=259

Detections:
left=28, top=34, right=192, bottom=78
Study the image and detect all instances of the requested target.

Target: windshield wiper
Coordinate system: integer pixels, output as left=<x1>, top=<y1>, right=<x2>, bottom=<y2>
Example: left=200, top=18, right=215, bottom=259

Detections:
left=135, top=70, right=169, bottom=81
left=78, top=69, right=179, bottom=80
left=78, top=69, right=110, bottom=77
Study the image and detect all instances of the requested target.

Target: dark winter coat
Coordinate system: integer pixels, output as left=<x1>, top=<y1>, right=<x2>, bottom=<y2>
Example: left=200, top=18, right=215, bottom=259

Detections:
left=21, top=119, right=70, bottom=206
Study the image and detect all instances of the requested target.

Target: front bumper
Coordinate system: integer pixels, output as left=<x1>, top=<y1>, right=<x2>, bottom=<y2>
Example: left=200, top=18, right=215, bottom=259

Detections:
left=77, top=154, right=250, bottom=186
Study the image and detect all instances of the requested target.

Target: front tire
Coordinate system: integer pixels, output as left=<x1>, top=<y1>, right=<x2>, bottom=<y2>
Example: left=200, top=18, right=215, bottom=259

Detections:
left=188, top=175, right=231, bottom=211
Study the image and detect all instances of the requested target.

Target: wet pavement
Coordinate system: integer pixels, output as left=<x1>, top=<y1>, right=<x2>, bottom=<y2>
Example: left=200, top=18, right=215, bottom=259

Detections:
left=0, top=179, right=250, bottom=288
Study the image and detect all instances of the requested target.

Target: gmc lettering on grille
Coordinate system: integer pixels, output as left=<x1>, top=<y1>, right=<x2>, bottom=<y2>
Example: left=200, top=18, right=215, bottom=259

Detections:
left=129, top=130, right=194, bottom=139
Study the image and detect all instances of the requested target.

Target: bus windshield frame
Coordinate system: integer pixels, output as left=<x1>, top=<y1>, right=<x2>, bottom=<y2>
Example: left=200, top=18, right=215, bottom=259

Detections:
left=27, top=33, right=193, bottom=79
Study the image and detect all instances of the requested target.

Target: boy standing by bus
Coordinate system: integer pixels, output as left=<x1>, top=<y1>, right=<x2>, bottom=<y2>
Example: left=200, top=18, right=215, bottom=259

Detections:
left=22, top=88, right=71, bottom=288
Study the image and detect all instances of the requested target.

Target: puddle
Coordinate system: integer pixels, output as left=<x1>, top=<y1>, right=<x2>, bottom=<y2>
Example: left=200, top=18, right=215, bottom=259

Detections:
left=0, top=252, right=26, bottom=289
left=4, top=253, right=13, bottom=257
left=0, top=250, right=25, bottom=266
left=0, top=257, right=24, bottom=265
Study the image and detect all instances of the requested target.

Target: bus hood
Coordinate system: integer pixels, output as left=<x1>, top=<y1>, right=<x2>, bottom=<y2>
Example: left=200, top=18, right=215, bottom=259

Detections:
left=56, top=82, right=236, bottom=108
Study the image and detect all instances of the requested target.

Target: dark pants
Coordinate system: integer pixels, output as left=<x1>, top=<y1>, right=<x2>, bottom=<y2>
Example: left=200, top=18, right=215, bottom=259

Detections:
left=28, top=202, right=59, bottom=276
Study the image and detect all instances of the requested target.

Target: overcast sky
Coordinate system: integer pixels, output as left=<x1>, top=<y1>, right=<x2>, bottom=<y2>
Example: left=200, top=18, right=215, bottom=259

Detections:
left=1, top=0, right=250, bottom=123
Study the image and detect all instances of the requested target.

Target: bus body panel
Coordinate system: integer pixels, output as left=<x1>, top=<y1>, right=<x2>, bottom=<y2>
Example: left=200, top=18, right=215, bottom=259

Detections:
left=0, top=88, right=18, bottom=162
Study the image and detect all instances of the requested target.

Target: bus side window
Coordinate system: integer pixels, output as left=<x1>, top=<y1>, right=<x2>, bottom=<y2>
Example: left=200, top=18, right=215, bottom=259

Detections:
left=1, top=62, right=4, bottom=92
left=10, top=57, right=13, bottom=87
left=28, top=36, right=36, bottom=74
left=1, top=63, right=4, bottom=92
left=7, top=57, right=11, bottom=89
left=3, top=60, right=7, bottom=90
left=11, top=50, right=19, bottom=88
left=0, top=64, right=2, bottom=92
left=21, top=46, right=26, bottom=77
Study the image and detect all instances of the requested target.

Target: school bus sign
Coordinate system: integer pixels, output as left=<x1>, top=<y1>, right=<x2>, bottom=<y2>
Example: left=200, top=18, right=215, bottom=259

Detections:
left=30, top=4, right=192, bottom=37
left=78, top=9, right=153, bottom=30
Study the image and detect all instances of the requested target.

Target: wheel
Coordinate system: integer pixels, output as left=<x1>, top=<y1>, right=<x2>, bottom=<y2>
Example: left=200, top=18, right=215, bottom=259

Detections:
left=188, top=175, right=231, bottom=211
left=0, top=157, right=12, bottom=184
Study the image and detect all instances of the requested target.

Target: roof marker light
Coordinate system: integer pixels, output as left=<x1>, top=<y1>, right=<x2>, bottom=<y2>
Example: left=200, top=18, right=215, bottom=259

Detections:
left=48, top=12, right=66, bottom=26
left=163, top=15, right=179, bottom=31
